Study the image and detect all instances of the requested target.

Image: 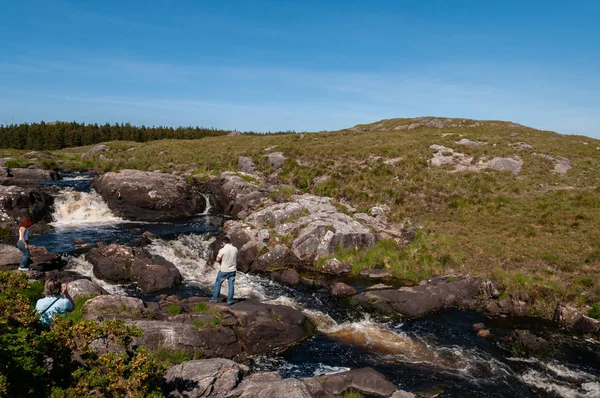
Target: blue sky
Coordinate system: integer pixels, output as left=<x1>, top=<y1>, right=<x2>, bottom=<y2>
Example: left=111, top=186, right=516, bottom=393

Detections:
left=1, top=0, right=599, bottom=137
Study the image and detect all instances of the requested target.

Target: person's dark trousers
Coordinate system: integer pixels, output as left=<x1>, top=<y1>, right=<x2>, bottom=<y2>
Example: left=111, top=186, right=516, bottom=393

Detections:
left=211, top=271, right=236, bottom=305
left=17, top=240, right=30, bottom=269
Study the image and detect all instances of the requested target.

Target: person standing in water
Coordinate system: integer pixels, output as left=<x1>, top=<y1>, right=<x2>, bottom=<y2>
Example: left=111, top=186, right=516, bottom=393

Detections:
left=210, top=237, right=238, bottom=305
left=36, top=279, right=74, bottom=325
left=17, top=217, right=34, bottom=271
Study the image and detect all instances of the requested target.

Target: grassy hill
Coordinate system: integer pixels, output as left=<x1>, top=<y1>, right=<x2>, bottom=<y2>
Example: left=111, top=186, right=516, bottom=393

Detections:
left=3, top=116, right=600, bottom=317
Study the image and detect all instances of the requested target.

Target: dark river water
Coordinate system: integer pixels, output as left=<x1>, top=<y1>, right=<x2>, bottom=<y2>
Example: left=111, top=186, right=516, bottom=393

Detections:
left=31, top=175, right=600, bottom=398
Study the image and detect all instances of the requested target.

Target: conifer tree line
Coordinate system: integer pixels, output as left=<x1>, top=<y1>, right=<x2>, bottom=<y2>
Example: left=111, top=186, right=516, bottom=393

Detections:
left=0, top=121, right=233, bottom=150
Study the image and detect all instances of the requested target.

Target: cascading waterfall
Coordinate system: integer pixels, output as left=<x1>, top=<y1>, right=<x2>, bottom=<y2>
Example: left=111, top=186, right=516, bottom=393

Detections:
left=51, top=189, right=124, bottom=227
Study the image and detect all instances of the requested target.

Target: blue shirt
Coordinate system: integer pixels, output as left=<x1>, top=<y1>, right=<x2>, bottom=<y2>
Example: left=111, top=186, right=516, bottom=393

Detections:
left=35, top=295, right=73, bottom=325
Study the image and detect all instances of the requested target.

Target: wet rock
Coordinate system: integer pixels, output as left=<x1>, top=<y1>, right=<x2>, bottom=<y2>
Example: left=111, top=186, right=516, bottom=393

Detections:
left=352, top=278, right=481, bottom=317
left=485, top=299, right=528, bottom=317
left=365, top=283, right=393, bottom=290
left=391, top=391, right=416, bottom=398
left=319, top=258, right=352, bottom=275
left=331, top=282, right=357, bottom=297
left=83, top=295, right=146, bottom=320
left=164, top=358, right=249, bottom=398
left=319, top=367, right=397, bottom=397
left=94, top=169, right=199, bottom=221
left=66, top=279, right=107, bottom=301
left=266, top=152, right=287, bottom=168
left=142, top=231, right=158, bottom=240
left=227, top=299, right=312, bottom=355
left=85, top=244, right=182, bottom=293
left=27, top=246, right=65, bottom=271
left=554, top=304, right=600, bottom=334
left=512, top=330, right=551, bottom=357
left=81, top=144, right=110, bottom=160
left=477, top=329, right=491, bottom=338
left=272, top=268, right=300, bottom=286
left=237, top=157, right=255, bottom=174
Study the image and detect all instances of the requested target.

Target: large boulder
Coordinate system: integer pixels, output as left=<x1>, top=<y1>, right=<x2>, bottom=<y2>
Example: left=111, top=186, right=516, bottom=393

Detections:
left=203, top=173, right=270, bottom=218
left=81, top=144, right=110, bottom=160
left=352, top=278, right=481, bottom=317
left=251, top=244, right=301, bottom=272
left=0, top=185, right=54, bottom=224
left=164, top=359, right=249, bottom=398
left=227, top=300, right=312, bottom=355
left=93, top=169, right=199, bottom=221
left=85, top=244, right=182, bottom=293
left=0, top=244, right=65, bottom=271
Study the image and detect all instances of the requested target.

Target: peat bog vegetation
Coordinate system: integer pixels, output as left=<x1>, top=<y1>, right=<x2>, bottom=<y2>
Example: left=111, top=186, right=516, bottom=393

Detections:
left=3, top=116, right=600, bottom=317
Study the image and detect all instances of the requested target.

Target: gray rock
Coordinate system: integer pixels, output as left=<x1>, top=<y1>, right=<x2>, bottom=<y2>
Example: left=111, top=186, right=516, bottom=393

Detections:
left=131, top=320, right=205, bottom=355
left=229, top=378, right=312, bottom=398
left=86, top=244, right=182, bottom=293
left=456, top=138, right=487, bottom=147
left=272, top=269, right=300, bottom=286
left=66, top=279, right=107, bottom=301
left=237, top=157, right=255, bottom=174
left=7, top=168, right=59, bottom=181
left=352, top=278, right=481, bottom=317
left=266, top=152, right=287, bottom=169
left=252, top=245, right=301, bottom=272
left=509, top=142, right=533, bottom=150
left=487, top=157, right=523, bottom=175
left=83, top=295, right=146, bottom=320
left=554, top=304, right=599, bottom=334
left=320, top=367, right=397, bottom=397
left=81, top=144, right=110, bottom=160
left=227, top=131, right=241, bottom=137
left=164, top=359, right=248, bottom=398
left=0, top=185, right=53, bottom=224
left=512, top=330, right=552, bottom=357
left=320, top=258, right=352, bottom=275
left=331, top=282, right=357, bottom=297
left=94, top=169, right=199, bottom=221
left=0, top=244, right=23, bottom=270
left=532, top=153, right=571, bottom=174
left=369, top=269, right=391, bottom=279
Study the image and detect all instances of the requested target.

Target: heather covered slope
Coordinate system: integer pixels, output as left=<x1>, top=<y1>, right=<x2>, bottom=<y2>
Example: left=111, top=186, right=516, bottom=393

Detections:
left=3, top=116, right=600, bottom=316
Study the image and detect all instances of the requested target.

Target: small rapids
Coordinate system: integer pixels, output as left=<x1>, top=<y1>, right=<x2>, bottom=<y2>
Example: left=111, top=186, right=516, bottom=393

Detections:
left=51, top=190, right=124, bottom=227
left=34, top=175, right=600, bottom=397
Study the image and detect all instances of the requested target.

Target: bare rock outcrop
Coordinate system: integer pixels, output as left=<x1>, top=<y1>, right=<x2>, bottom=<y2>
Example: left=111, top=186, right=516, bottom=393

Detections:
left=0, top=185, right=54, bottom=225
left=554, top=304, right=599, bottom=335
left=533, top=153, right=572, bottom=174
left=93, top=169, right=200, bottom=221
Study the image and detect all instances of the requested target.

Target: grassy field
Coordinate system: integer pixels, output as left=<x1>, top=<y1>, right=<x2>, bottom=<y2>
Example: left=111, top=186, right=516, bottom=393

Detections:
left=3, top=117, right=600, bottom=317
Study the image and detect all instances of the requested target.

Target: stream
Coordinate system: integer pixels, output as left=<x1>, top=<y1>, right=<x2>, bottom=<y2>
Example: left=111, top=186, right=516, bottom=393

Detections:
left=31, top=175, right=600, bottom=398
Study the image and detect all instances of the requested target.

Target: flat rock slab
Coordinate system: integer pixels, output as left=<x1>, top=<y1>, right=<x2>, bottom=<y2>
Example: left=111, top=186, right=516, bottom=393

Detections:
left=352, top=278, right=481, bottom=317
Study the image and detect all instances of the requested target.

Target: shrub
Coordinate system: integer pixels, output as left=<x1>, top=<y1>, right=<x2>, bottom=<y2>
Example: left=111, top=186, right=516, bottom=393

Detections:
left=167, top=304, right=181, bottom=315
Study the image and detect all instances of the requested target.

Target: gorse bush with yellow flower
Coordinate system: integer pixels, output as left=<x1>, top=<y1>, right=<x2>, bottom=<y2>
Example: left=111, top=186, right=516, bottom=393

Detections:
left=0, top=271, right=165, bottom=398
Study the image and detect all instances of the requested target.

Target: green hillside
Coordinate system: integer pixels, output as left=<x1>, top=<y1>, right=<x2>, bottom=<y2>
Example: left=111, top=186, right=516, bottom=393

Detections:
left=4, top=116, right=600, bottom=316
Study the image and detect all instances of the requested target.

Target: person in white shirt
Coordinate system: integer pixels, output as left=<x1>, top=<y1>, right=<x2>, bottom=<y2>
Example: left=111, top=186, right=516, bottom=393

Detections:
left=210, top=237, right=238, bottom=305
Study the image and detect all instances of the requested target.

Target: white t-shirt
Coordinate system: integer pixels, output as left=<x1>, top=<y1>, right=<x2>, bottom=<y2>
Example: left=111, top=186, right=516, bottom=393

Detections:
left=217, top=243, right=238, bottom=272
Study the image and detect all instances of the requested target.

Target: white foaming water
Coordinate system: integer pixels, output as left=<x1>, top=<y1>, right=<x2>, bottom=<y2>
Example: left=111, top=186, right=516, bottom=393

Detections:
left=65, top=255, right=127, bottom=295
left=199, top=193, right=212, bottom=215
left=51, top=190, right=124, bottom=227
left=146, top=234, right=270, bottom=300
